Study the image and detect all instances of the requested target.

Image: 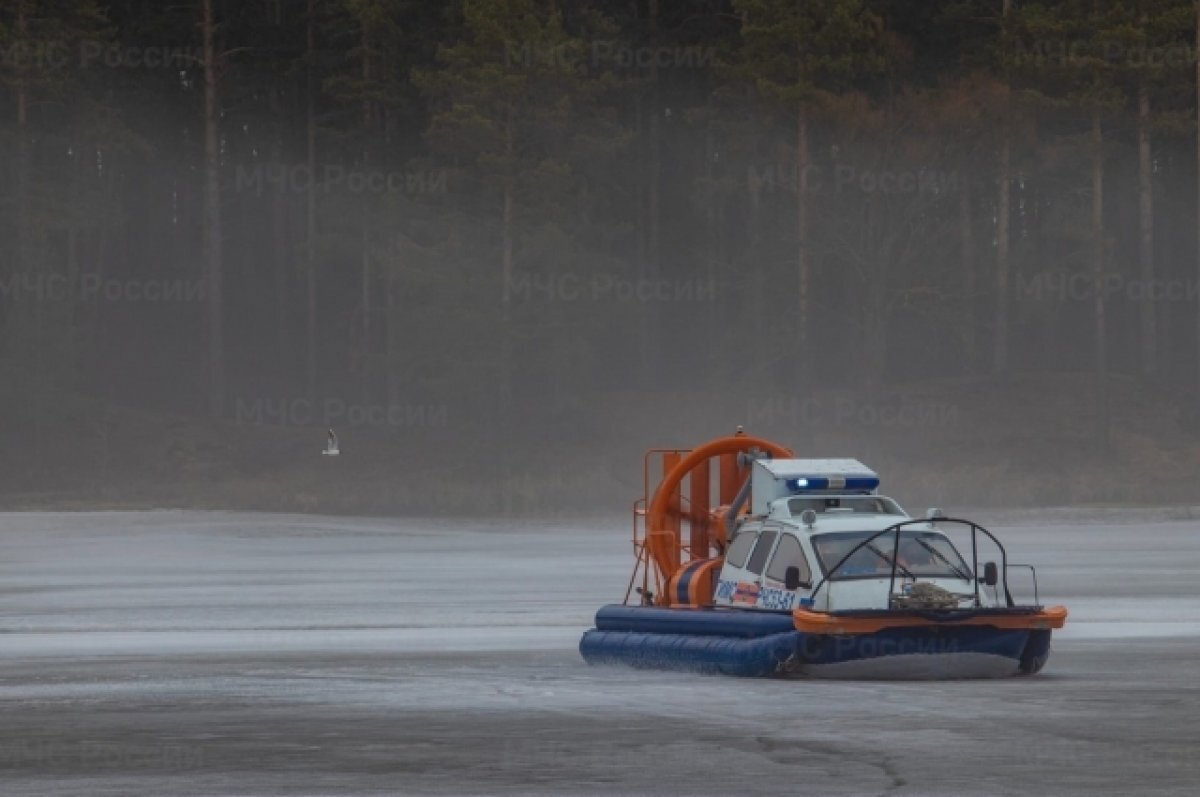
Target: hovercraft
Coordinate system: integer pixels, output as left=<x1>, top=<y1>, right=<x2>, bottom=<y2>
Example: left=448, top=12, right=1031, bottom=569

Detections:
left=579, top=430, right=1067, bottom=678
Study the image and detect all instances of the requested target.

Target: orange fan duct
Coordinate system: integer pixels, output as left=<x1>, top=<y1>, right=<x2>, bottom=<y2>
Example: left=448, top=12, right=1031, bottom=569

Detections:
left=644, top=431, right=791, bottom=606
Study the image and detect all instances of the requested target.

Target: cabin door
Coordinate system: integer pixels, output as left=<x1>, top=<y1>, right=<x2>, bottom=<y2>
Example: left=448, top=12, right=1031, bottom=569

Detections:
left=734, top=525, right=779, bottom=608
left=757, top=530, right=815, bottom=611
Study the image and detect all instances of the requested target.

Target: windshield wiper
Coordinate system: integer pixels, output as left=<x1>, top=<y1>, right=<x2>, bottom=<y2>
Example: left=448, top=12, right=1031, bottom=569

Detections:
left=914, top=536, right=972, bottom=581
left=865, top=543, right=916, bottom=579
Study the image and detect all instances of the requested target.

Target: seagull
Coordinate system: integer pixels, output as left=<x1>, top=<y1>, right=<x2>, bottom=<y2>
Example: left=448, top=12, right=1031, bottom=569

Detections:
left=322, top=428, right=340, bottom=456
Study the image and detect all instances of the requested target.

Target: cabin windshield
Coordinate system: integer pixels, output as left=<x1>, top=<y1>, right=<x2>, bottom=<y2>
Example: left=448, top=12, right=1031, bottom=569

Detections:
left=812, top=529, right=973, bottom=580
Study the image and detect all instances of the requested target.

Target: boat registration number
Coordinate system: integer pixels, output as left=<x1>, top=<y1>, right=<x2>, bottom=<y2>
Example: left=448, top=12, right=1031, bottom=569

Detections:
left=716, top=580, right=798, bottom=610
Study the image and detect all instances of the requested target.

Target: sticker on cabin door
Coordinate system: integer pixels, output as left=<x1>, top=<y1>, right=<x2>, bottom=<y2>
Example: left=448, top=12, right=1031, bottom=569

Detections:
left=731, top=582, right=761, bottom=605
left=758, top=586, right=798, bottom=611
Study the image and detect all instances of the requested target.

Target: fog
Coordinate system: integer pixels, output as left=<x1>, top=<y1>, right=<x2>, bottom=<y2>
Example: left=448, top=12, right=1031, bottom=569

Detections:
left=3, top=1, right=1200, bottom=514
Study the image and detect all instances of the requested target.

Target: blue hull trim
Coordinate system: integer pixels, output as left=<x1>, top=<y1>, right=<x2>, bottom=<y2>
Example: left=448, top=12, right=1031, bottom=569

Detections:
left=799, top=625, right=1028, bottom=666
left=594, top=604, right=795, bottom=638
left=580, top=606, right=1051, bottom=678
left=580, top=629, right=800, bottom=677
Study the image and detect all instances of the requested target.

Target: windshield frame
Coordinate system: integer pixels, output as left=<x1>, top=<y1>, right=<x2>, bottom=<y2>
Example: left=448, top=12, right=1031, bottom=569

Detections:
left=811, top=528, right=974, bottom=582
left=806, top=518, right=1015, bottom=609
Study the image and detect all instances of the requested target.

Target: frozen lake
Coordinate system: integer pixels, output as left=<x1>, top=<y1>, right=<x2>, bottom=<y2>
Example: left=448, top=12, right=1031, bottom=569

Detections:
left=2, top=510, right=1199, bottom=795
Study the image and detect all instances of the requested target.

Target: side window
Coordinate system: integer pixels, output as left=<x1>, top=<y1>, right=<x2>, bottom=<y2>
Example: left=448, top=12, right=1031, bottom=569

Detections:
left=725, top=529, right=759, bottom=568
left=765, top=535, right=812, bottom=587
left=744, top=530, right=779, bottom=575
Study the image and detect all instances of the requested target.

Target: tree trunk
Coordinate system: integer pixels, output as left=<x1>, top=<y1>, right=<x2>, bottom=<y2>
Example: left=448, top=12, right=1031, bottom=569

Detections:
left=15, top=0, right=28, bottom=278
left=863, top=200, right=887, bottom=387
left=360, top=215, right=371, bottom=402
left=11, top=0, right=29, bottom=339
left=1092, top=111, right=1107, bottom=374
left=201, top=0, right=224, bottom=417
left=994, top=0, right=1012, bottom=374
left=14, top=0, right=41, bottom=467
left=705, top=124, right=718, bottom=380
left=386, top=239, right=399, bottom=405
left=960, top=178, right=976, bottom=367
left=359, top=14, right=373, bottom=404
left=993, top=134, right=1011, bottom=373
left=92, top=175, right=113, bottom=399
left=796, top=106, right=809, bottom=366
left=1092, top=109, right=1109, bottom=450
left=268, top=90, right=289, bottom=365
left=500, top=109, right=515, bottom=416
left=306, top=0, right=318, bottom=405
left=270, top=168, right=288, bottom=362
left=743, top=148, right=766, bottom=375
left=1137, top=84, right=1155, bottom=375
left=642, top=110, right=661, bottom=388
left=639, top=0, right=661, bottom=388
left=7, top=0, right=30, bottom=410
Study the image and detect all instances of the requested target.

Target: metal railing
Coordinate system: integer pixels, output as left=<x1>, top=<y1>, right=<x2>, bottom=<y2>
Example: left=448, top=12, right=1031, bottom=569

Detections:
left=808, top=518, right=1018, bottom=610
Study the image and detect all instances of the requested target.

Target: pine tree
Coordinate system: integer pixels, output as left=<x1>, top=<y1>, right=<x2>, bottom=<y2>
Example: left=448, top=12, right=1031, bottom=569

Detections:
left=732, top=0, right=885, bottom=370
left=415, top=0, right=606, bottom=419
left=324, top=0, right=414, bottom=402
left=200, top=0, right=224, bottom=417
left=1098, top=0, right=1195, bottom=375
left=0, top=0, right=109, bottom=464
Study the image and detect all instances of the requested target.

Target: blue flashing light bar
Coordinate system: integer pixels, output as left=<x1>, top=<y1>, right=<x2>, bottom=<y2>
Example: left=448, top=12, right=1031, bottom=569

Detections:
left=786, top=476, right=880, bottom=492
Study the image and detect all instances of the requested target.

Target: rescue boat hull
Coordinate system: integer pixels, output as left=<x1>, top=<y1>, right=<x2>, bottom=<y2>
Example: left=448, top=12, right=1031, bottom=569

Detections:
left=579, top=605, right=1055, bottom=679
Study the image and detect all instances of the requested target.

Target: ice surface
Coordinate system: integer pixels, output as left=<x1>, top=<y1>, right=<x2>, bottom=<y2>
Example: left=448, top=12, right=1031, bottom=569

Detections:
left=2, top=510, right=1199, bottom=795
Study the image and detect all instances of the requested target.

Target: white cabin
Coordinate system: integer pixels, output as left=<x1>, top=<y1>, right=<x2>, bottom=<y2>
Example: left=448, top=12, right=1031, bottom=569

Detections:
left=712, top=459, right=995, bottom=612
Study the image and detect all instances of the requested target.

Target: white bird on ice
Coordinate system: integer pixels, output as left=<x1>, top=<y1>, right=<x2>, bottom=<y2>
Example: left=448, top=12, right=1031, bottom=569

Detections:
left=322, top=428, right=340, bottom=456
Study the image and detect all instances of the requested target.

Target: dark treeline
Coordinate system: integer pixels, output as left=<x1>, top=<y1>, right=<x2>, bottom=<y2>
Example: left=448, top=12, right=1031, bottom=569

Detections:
left=4, top=0, right=1200, bottom=510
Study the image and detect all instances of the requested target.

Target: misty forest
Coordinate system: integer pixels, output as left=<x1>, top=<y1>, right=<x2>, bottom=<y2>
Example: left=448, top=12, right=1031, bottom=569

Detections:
left=4, top=0, right=1200, bottom=514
